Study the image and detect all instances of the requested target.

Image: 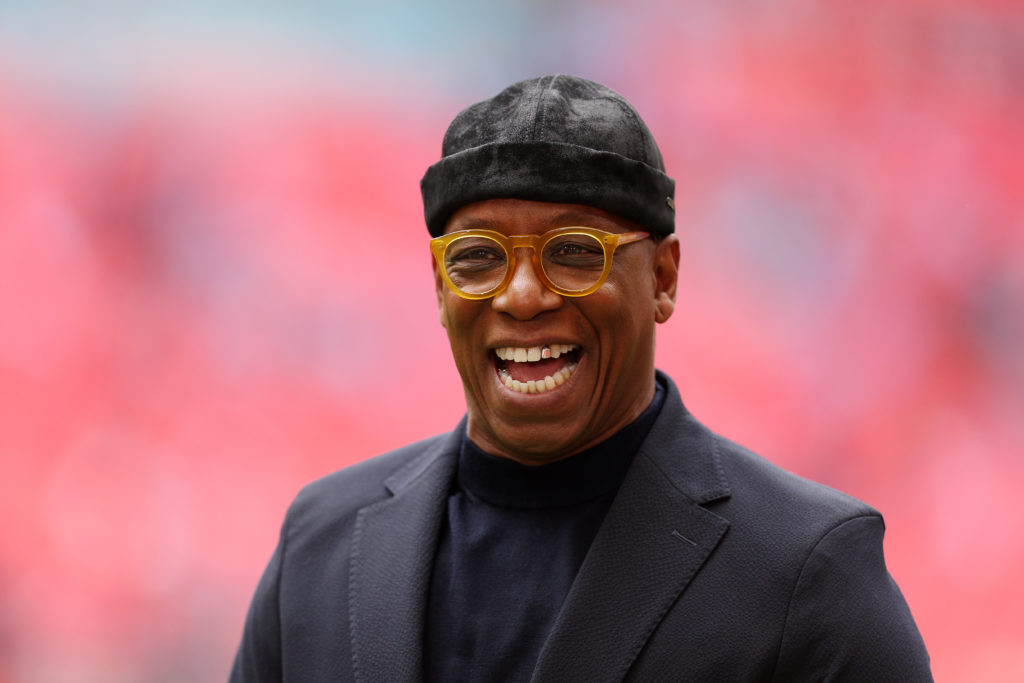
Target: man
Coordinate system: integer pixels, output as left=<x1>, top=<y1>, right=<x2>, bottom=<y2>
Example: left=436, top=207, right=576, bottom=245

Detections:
left=230, top=75, right=931, bottom=681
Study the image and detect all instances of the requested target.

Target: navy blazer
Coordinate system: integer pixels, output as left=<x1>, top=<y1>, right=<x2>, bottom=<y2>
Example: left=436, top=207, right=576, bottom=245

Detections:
left=230, top=372, right=931, bottom=681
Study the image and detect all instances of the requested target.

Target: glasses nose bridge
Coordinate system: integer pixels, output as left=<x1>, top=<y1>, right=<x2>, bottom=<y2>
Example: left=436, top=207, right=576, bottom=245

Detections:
left=498, top=234, right=557, bottom=298
left=504, top=234, right=544, bottom=275
left=491, top=235, right=565, bottom=314
left=506, top=233, right=542, bottom=252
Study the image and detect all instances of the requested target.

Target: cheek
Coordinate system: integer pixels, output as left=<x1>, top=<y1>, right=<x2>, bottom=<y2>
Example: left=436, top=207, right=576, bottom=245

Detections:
left=590, top=281, right=653, bottom=328
left=438, top=291, right=464, bottom=331
left=586, top=289, right=656, bottom=362
left=439, top=296, right=482, bottom=343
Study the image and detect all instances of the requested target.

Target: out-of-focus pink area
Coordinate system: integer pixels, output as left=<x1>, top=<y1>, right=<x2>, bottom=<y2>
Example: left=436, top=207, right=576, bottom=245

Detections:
left=1, top=1, right=1022, bottom=681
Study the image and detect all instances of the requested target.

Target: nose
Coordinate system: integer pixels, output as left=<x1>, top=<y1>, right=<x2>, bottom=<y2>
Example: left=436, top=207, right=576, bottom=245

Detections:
left=491, top=249, right=563, bottom=320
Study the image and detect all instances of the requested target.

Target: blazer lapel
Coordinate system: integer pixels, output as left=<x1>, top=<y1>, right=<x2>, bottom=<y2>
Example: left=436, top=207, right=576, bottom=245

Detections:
left=347, top=429, right=460, bottom=683
left=531, top=375, right=731, bottom=683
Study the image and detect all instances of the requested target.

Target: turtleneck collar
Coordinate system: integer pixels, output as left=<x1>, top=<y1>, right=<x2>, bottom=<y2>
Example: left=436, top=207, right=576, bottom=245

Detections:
left=457, top=378, right=666, bottom=509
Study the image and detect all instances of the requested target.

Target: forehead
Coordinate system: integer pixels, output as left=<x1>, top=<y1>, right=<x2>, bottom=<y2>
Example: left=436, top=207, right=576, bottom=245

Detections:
left=444, top=198, right=639, bottom=236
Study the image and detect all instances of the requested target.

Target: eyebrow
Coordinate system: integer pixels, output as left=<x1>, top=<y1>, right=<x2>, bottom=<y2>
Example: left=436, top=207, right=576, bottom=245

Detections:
left=449, top=210, right=612, bottom=232
left=449, top=217, right=496, bottom=231
left=546, top=211, right=610, bottom=227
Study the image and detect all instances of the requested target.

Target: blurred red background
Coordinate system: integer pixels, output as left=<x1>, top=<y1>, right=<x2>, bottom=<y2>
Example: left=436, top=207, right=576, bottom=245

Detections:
left=1, top=1, right=1022, bottom=680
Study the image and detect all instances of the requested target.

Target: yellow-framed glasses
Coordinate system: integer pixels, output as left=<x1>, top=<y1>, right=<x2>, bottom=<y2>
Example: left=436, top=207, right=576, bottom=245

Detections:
left=430, top=227, right=650, bottom=300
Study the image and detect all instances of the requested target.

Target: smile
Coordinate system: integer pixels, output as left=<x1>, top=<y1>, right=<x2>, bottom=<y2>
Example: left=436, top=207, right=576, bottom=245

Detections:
left=493, top=344, right=580, bottom=394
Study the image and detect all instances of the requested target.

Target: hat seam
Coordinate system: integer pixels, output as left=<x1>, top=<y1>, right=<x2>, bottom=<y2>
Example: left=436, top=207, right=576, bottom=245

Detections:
left=429, top=139, right=666, bottom=173
left=531, top=74, right=556, bottom=142
left=608, top=93, right=650, bottom=167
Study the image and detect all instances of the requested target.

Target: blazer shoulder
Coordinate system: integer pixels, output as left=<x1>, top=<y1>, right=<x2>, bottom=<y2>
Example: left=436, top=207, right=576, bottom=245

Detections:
left=285, top=431, right=456, bottom=535
left=711, top=433, right=879, bottom=536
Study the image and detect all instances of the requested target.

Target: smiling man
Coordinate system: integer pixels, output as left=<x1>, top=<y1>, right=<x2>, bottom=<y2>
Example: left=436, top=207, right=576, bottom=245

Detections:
left=432, top=198, right=676, bottom=465
left=230, top=75, right=931, bottom=682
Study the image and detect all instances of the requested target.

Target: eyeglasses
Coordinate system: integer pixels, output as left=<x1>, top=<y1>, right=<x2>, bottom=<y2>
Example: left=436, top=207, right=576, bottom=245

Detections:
left=430, top=227, right=650, bottom=300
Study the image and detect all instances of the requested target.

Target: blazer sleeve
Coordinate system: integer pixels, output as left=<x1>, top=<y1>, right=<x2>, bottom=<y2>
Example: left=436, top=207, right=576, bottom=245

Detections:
left=772, top=514, right=932, bottom=682
left=228, top=527, right=285, bottom=683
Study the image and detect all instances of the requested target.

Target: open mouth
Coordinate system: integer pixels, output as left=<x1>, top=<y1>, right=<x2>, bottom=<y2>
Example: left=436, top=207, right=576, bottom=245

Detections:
left=493, top=344, right=581, bottom=394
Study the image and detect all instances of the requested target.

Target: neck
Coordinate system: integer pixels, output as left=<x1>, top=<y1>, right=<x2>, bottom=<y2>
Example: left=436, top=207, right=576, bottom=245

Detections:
left=466, top=379, right=661, bottom=467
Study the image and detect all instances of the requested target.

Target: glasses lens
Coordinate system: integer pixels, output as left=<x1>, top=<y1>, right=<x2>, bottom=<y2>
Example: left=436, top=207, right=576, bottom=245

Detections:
left=542, top=232, right=607, bottom=292
left=444, top=234, right=508, bottom=295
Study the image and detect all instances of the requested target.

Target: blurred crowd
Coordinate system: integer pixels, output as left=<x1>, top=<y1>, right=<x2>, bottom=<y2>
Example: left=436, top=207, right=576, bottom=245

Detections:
left=1, top=1, right=1022, bottom=681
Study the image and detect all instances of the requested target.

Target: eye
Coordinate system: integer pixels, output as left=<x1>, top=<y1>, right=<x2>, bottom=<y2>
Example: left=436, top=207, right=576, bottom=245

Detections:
left=551, top=242, right=589, bottom=256
left=446, top=239, right=506, bottom=272
left=544, top=235, right=605, bottom=268
left=452, top=246, right=501, bottom=261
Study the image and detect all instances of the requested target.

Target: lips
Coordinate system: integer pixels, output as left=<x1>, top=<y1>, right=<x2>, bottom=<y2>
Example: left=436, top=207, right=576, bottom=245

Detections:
left=493, top=344, right=580, bottom=394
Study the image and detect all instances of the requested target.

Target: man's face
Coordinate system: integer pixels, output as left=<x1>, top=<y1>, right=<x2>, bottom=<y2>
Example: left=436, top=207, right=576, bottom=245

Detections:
left=434, top=198, right=680, bottom=465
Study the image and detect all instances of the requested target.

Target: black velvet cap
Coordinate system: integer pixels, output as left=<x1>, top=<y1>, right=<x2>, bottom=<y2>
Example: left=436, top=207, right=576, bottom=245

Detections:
left=421, top=74, right=675, bottom=237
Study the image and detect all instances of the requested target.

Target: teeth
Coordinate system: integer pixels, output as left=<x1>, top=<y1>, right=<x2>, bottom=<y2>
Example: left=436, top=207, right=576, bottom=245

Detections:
left=496, top=344, right=577, bottom=363
left=497, top=363, right=578, bottom=394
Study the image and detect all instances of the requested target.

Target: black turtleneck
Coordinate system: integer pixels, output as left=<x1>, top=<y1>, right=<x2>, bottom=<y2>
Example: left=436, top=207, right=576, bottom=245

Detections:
left=424, top=379, right=666, bottom=683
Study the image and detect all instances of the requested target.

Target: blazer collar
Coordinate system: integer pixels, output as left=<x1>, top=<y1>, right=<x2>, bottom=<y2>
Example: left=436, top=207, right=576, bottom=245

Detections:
left=530, top=371, right=732, bottom=682
left=642, top=369, right=731, bottom=505
left=347, top=423, right=461, bottom=683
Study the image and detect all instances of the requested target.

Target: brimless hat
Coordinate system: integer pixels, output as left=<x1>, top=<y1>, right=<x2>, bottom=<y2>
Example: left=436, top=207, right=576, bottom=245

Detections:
left=420, top=74, right=675, bottom=237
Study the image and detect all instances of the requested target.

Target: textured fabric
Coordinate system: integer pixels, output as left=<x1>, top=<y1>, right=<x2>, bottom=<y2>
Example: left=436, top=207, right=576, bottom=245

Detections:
left=424, top=381, right=665, bottom=683
left=229, top=372, right=932, bottom=682
left=420, top=75, right=676, bottom=237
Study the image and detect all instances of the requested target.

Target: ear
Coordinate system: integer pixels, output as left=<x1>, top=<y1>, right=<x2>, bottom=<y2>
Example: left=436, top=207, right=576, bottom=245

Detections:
left=432, top=253, right=449, bottom=327
left=652, top=235, right=680, bottom=324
